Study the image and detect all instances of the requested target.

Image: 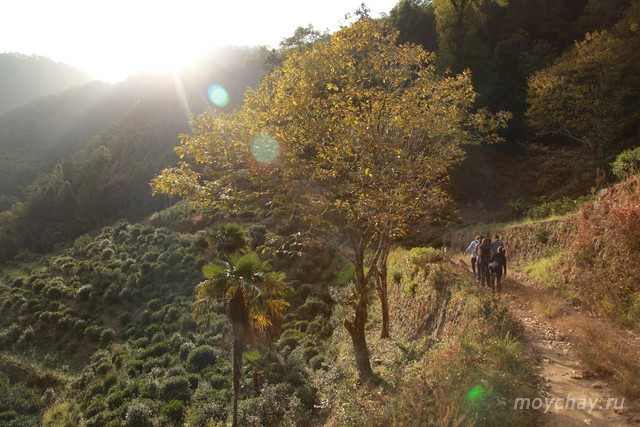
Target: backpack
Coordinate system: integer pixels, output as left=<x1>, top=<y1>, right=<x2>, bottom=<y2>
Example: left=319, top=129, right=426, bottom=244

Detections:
left=479, top=242, right=492, bottom=259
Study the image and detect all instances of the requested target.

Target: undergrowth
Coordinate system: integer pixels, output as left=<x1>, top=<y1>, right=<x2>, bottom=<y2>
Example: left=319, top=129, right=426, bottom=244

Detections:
left=317, top=248, right=539, bottom=426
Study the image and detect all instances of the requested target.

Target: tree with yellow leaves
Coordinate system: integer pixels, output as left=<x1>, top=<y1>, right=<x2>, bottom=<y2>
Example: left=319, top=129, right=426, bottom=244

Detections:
left=152, top=17, right=508, bottom=382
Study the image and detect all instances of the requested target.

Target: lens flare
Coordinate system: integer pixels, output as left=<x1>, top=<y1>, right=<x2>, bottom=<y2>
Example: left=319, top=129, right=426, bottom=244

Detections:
left=467, top=385, right=485, bottom=402
left=250, top=134, right=280, bottom=163
left=208, top=84, right=229, bottom=107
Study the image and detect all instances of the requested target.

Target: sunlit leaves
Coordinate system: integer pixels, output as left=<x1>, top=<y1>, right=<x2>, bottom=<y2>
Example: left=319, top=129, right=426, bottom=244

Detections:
left=197, top=252, right=289, bottom=331
left=526, top=25, right=640, bottom=182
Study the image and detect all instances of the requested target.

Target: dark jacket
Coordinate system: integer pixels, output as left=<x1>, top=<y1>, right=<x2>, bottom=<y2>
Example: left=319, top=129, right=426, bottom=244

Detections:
left=490, top=252, right=507, bottom=275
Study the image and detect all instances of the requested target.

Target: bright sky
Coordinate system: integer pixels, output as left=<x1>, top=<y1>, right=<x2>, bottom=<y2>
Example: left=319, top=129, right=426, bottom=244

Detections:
left=0, top=0, right=399, bottom=83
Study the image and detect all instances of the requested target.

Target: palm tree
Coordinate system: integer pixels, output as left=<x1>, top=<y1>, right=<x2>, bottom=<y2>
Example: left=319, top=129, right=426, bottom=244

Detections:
left=195, top=252, right=289, bottom=427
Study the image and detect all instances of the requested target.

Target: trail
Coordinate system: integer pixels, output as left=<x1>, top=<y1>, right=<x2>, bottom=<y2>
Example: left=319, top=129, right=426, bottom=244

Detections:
left=503, top=272, right=639, bottom=426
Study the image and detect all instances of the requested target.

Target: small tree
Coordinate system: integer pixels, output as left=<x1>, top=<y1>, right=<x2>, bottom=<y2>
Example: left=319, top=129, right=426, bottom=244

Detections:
left=153, top=18, right=507, bottom=382
left=195, top=252, right=289, bottom=427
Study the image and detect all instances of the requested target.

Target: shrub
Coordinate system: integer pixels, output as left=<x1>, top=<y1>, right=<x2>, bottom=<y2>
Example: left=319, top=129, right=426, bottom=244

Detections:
left=147, top=299, right=163, bottom=312
left=160, top=376, right=191, bottom=402
left=186, top=400, right=228, bottom=425
left=166, top=251, right=184, bottom=265
left=308, top=354, right=329, bottom=371
left=142, top=341, right=171, bottom=359
left=248, top=224, right=267, bottom=249
left=188, top=345, right=217, bottom=371
left=0, top=324, right=21, bottom=345
left=75, top=284, right=93, bottom=302
left=0, top=411, right=17, bottom=422
left=301, top=347, right=319, bottom=363
left=85, top=325, right=103, bottom=342
left=294, top=297, right=331, bottom=321
left=161, top=400, right=185, bottom=425
left=103, top=285, right=119, bottom=304
left=124, top=401, right=155, bottom=427
left=100, top=328, right=116, bottom=346
left=612, top=146, right=640, bottom=179
left=179, top=342, right=195, bottom=360
left=277, top=336, right=300, bottom=352
left=16, top=326, right=35, bottom=348
left=46, top=286, right=64, bottom=300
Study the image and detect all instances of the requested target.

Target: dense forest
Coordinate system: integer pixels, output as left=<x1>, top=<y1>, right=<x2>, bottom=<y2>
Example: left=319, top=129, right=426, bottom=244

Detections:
left=1, top=0, right=639, bottom=425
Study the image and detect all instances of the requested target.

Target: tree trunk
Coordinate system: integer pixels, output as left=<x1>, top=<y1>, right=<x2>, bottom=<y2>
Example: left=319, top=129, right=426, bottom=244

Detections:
left=343, top=292, right=373, bottom=382
left=232, top=339, right=241, bottom=427
left=379, top=281, right=390, bottom=339
left=375, top=239, right=391, bottom=339
left=228, top=286, right=249, bottom=427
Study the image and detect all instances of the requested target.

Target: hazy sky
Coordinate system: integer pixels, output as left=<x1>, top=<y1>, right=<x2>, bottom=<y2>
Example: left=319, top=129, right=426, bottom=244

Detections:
left=1, top=0, right=399, bottom=82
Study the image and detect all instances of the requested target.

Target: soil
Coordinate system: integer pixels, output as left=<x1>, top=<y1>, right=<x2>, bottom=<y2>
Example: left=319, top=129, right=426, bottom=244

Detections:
left=503, top=272, right=640, bottom=426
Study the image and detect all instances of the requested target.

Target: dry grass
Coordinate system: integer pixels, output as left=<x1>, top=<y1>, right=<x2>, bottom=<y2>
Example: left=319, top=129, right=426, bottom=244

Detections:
left=319, top=249, right=539, bottom=426
left=532, top=299, right=565, bottom=319
left=571, top=317, right=640, bottom=400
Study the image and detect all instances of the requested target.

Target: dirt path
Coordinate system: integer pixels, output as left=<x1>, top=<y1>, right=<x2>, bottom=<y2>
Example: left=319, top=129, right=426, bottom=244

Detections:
left=503, top=272, right=639, bottom=426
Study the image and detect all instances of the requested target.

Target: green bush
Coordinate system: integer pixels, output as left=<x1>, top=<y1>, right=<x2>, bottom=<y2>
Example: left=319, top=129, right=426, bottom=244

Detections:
left=294, top=297, right=331, bottom=321
left=248, top=224, right=267, bottom=249
left=160, top=376, right=191, bottom=402
left=100, top=328, right=116, bottom=346
left=0, top=373, right=41, bottom=414
left=612, top=146, right=640, bottom=179
left=188, top=345, right=218, bottom=371
left=308, top=354, right=328, bottom=371
left=0, top=411, right=17, bottom=422
left=142, top=341, right=171, bottom=359
left=124, top=401, right=155, bottom=427
left=161, top=400, right=185, bottom=425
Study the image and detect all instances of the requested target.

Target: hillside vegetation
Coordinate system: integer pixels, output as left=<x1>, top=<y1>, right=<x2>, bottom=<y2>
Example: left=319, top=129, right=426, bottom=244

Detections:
left=1, top=1, right=640, bottom=425
left=0, top=224, right=540, bottom=426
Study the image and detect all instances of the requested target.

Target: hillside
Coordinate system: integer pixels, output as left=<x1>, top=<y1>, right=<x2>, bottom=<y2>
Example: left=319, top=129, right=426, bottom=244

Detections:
left=448, top=175, right=640, bottom=424
left=0, top=53, right=93, bottom=115
left=1, top=1, right=640, bottom=426
left=0, top=222, right=542, bottom=426
left=2, top=176, right=639, bottom=425
left=0, top=46, right=269, bottom=198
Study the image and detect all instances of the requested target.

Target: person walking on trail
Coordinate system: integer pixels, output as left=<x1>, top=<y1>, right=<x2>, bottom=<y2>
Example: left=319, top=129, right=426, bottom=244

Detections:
left=464, top=235, right=481, bottom=279
left=488, top=246, right=507, bottom=292
left=491, top=234, right=504, bottom=254
left=476, top=237, right=493, bottom=288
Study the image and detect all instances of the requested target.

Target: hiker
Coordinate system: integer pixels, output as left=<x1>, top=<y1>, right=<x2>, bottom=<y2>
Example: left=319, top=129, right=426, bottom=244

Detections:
left=464, top=235, right=481, bottom=279
left=476, top=237, right=493, bottom=288
left=491, top=234, right=504, bottom=254
left=488, top=246, right=507, bottom=292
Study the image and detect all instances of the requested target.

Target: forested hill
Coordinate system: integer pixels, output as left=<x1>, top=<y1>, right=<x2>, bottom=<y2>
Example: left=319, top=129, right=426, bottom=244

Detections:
left=0, top=53, right=93, bottom=115
left=0, top=47, right=269, bottom=259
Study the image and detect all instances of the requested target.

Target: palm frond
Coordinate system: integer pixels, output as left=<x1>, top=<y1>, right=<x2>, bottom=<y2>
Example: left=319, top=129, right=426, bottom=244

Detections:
left=202, top=261, right=230, bottom=279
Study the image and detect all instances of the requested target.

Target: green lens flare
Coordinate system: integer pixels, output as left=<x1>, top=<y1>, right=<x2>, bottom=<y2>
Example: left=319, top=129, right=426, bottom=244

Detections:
left=467, top=385, right=485, bottom=401
left=250, top=134, right=280, bottom=163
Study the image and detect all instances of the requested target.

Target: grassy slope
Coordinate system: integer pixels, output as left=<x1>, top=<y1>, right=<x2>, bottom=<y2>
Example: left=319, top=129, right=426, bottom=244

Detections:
left=315, top=247, right=539, bottom=426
